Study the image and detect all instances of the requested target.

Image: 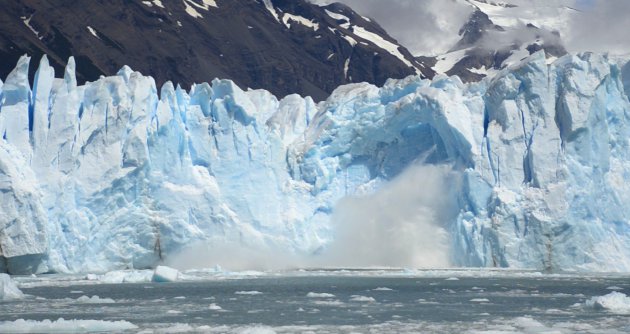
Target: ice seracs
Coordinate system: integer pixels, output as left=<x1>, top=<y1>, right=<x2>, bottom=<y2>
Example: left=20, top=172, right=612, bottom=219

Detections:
left=0, top=51, right=629, bottom=273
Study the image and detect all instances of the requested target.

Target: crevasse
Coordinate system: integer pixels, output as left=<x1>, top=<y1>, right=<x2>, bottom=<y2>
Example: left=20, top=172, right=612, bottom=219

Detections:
left=0, top=51, right=629, bottom=274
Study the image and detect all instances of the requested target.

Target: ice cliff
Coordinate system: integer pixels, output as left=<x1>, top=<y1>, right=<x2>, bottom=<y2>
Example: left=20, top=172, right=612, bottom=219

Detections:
left=1, top=51, right=629, bottom=274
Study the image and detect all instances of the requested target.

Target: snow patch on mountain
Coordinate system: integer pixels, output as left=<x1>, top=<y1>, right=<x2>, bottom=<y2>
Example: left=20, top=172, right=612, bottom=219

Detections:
left=283, top=14, right=320, bottom=31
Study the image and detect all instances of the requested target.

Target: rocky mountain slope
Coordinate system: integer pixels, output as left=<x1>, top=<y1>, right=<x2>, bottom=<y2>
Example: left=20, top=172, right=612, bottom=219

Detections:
left=0, top=0, right=432, bottom=101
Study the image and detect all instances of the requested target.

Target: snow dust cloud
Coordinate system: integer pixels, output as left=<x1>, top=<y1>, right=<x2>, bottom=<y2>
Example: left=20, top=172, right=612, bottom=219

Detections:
left=166, top=163, right=461, bottom=271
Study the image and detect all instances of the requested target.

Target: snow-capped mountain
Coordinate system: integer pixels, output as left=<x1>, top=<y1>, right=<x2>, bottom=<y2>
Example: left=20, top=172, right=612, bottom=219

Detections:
left=0, top=0, right=430, bottom=101
left=432, top=0, right=573, bottom=82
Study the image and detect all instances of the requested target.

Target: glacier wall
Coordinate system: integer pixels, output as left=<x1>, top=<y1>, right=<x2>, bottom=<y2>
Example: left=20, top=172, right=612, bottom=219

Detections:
left=0, top=52, right=629, bottom=273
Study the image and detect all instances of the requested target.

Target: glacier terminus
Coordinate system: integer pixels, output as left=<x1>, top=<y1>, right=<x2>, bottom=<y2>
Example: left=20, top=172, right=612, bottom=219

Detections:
left=1, top=51, right=630, bottom=274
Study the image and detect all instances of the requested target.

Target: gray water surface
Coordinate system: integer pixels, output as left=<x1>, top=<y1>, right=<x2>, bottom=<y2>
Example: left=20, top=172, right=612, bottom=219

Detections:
left=1, top=272, right=630, bottom=333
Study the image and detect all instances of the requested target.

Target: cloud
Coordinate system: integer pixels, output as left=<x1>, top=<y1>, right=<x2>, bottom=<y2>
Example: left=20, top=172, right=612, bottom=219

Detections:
left=311, top=0, right=630, bottom=56
left=564, top=1, right=630, bottom=54
left=313, top=0, right=474, bottom=56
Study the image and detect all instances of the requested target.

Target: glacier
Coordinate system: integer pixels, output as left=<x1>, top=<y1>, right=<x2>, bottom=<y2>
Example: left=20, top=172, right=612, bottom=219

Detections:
left=0, top=51, right=630, bottom=273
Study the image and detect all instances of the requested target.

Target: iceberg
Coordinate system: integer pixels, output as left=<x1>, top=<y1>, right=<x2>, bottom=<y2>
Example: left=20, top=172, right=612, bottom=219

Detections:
left=152, top=265, right=180, bottom=283
left=585, top=292, right=630, bottom=314
left=0, top=51, right=629, bottom=273
left=0, top=273, right=24, bottom=300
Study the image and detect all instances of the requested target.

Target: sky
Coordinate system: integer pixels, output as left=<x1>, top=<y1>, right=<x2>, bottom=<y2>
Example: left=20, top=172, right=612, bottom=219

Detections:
left=311, top=0, right=630, bottom=56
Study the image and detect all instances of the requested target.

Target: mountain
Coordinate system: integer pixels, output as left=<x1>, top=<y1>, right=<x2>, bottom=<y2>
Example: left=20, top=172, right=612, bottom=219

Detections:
left=432, top=0, right=571, bottom=82
left=0, top=0, right=431, bottom=101
left=1, top=51, right=630, bottom=274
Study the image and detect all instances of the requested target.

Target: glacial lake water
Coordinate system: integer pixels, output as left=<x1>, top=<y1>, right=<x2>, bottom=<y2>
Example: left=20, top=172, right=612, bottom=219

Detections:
left=1, top=270, right=630, bottom=333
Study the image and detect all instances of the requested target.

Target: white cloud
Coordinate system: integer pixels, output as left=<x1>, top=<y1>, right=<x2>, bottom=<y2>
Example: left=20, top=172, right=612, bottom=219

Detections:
left=313, top=0, right=474, bottom=56
left=564, top=1, right=630, bottom=55
left=311, top=0, right=630, bottom=56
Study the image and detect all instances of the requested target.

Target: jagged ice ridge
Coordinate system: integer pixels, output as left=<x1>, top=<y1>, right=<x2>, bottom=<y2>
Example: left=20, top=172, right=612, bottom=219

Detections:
left=0, top=51, right=629, bottom=273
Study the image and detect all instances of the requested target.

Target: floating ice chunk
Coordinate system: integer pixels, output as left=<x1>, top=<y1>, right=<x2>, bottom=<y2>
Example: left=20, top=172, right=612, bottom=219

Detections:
left=585, top=292, right=630, bottom=314
left=470, top=298, right=490, bottom=303
left=306, top=292, right=335, bottom=298
left=372, top=287, right=393, bottom=291
left=350, top=295, right=376, bottom=302
left=607, top=286, right=624, bottom=291
left=235, top=291, right=263, bottom=295
left=512, top=317, right=548, bottom=331
left=76, top=295, right=115, bottom=304
left=152, top=266, right=180, bottom=283
left=445, top=277, right=460, bottom=281
left=0, top=318, right=137, bottom=333
left=157, top=324, right=195, bottom=332
left=99, top=270, right=153, bottom=284
left=0, top=274, right=24, bottom=300
left=208, top=303, right=222, bottom=310
left=312, top=299, right=344, bottom=306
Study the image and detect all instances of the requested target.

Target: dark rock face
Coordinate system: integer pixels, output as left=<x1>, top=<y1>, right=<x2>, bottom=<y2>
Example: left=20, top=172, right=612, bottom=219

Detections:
left=449, top=10, right=503, bottom=52
left=0, top=0, right=430, bottom=101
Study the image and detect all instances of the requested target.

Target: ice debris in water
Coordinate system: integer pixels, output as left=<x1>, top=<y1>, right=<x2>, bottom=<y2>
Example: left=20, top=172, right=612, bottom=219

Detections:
left=0, top=273, right=24, bottom=300
left=306, top=292, right=336, bottom=298
left=88, top=270, right=153, bottom=283
left=208, top=303, right=222, bottom=310
left=152, top=266, right=180, bottom=283
left=76, top=295, right=115, bottom=304
left=235, top=290, right=264, bottom=295
left=585, top=292, right=630, bottom=314
left=0, top=318, right=137, bottom=333
left=350, top=295, right=376, bottom=302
